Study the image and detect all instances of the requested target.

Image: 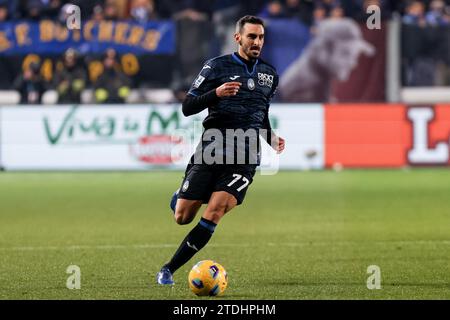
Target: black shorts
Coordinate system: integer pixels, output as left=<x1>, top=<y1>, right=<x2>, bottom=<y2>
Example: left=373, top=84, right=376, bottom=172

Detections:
left=177, top=163, right=257, bottom=205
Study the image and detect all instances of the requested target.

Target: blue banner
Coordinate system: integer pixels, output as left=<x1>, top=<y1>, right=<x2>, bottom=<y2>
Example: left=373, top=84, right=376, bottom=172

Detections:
left=262, top=19, right=311, bottom=76
left=0, top=20, right=175, bottom=55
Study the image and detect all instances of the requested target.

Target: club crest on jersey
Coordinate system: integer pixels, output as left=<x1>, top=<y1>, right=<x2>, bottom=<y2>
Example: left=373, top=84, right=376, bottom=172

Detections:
left=247, top=78, right=255, bottom=90
left=182, top=180, right=189, bottom=192
left=258, top=73, right=273, bottom=88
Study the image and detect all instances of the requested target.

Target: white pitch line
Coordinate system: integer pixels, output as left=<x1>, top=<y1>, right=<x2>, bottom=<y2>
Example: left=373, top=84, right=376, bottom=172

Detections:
left=0, top=240, right=448, bottom=252
left=0, top=244, right=178, bottom=251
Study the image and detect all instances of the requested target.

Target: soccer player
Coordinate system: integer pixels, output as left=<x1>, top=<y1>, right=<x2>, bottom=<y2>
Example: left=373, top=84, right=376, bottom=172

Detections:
left=157, top=15, right=285, bottom=285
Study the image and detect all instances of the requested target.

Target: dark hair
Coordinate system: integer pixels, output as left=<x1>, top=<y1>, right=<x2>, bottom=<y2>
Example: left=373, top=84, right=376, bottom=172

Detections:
left=235, top=15, right=265, bottom=33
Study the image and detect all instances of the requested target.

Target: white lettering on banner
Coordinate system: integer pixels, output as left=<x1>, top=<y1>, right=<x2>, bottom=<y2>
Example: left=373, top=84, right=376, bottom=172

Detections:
left=407, top=108, right=449, bottom=164
left=0, top=104, right=324, bottom=170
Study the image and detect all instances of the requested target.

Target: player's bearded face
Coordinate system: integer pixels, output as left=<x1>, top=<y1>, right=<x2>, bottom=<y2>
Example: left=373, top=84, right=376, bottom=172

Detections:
left=237, top=24, right=264, bottom=59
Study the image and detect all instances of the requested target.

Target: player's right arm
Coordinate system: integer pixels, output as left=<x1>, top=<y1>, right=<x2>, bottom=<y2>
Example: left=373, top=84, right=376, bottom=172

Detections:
left=182, top=61, right=241, bottom=116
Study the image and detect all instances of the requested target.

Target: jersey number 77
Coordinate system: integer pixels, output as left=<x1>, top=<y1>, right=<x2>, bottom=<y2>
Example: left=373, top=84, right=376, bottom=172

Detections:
left=227, top=174, right=250, bottom=192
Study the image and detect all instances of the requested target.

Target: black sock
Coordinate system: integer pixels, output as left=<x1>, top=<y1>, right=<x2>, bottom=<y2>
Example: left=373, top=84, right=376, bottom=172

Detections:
left=165, top=217, right=217, bottom=274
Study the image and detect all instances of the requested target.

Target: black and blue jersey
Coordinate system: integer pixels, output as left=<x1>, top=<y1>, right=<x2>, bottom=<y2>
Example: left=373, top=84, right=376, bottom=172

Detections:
left=184, top=52, right=278, bottom=165
left=187, top=52, right=278, bottom=131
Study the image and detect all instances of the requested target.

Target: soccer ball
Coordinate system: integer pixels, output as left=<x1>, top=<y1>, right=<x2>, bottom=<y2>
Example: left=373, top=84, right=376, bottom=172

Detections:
left=188, top=260, right=228, bottom=296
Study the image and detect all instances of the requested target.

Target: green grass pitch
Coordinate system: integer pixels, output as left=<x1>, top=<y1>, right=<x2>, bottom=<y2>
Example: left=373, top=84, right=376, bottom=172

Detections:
left=0, top=169, right=449, bottom=299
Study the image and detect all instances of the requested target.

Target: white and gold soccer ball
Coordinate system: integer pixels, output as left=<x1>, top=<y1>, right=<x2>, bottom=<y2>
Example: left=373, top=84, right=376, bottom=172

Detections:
left=188, top=260, right=228, bottom=296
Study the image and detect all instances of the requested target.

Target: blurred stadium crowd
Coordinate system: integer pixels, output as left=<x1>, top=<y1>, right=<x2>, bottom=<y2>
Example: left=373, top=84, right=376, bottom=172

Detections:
left=2, top=1, right=449, bottom=24
left=0, top=0, right=449, bottom=104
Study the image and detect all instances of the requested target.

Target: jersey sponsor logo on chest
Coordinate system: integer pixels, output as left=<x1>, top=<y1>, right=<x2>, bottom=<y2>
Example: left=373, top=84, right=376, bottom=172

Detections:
left=257, top=73, right=273, bottom=88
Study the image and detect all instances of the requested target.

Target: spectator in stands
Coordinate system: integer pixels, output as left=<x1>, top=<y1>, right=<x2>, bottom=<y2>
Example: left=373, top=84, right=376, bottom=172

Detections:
left=312, top=5, right=327, bottom=29
left=130, top=0, right=157, bottom=23
left=23, top=0, right=42, bottom=20
left=285, top=0, right=315, bottom=26
left=285, top=0, right=301, bottom=17
left=54, top=49, right=86, bottom=104
left=315, top=0, right=342, bottom=15
left=91, top=4, right=105, bottom=22
left=330, top=4, right=345, bottom=18
left=114, top=0, right=130, bottom=19
left=0, top=3, right=8, bottom=21
left=0, top=0, right=18, bottom=20
left=104, top=0, right=120, bottom=20
left=312, top=2, right=344, bottom=30
left=239, top=1, right=267, bottom=17
left=23, top=0, right=63, bottom=20
left=402, top=1, right=426, bottom=26
left=425, top=0, right=450, bottom=25
left=258, top=1, right=286, bottom=18
left=94, top=49, right=131, bottom=104
left=157, top=0, right=211, bottom=20
left=13, top=62, right=46, bottom=104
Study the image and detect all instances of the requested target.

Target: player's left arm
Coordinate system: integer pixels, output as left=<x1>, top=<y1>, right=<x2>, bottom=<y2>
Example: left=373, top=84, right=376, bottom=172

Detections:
left=262, top=74, right=285, bottom=154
